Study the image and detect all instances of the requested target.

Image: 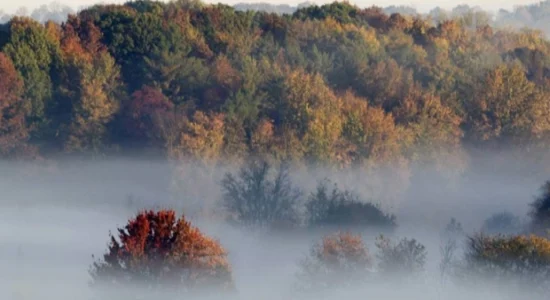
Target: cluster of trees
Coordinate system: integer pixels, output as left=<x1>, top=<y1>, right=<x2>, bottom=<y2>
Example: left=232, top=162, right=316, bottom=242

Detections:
left=86, top=176, right=550, bottom=297
left=0, top=0, right=550, bottom=176
left=236, top=0, right=550, bottom=36
left=460, top=234, right=550, bottom=292
left=219, top=160, right=550, bottom=237
left=295, top=232, right=426, bottom=292
left=221, top=160, right=396, bottom=230
left=91, top=209, right=550, bottom=298
left=90, top=210, right=418, bottom=297
left=8, top=0, right=550, bottom=33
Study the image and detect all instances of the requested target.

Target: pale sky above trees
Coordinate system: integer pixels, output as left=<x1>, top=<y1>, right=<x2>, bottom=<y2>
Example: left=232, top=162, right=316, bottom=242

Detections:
left=0, top=0, right=542, bottom=14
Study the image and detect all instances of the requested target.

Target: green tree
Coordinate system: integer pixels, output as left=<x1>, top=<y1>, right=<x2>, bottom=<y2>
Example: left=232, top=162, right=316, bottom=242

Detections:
left=2, top=17, right=61, bottom=139
left=221, top=160, right=302, bottom=228
left=306, top=179, right=396, bottom=230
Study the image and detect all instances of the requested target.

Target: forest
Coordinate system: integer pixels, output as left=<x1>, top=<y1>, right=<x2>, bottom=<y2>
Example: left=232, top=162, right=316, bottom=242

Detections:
left=1, top=0, right=550, bottom=169
left=3, top=1, right=550, bottom=299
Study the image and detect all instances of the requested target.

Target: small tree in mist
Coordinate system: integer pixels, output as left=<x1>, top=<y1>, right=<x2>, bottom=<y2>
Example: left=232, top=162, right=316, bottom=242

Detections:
left=376, top=235, right=427, bottom=279
left=90, top=210, right=233, bottom=296
left=439, top=218, right=464, bottom=282
left=306, top=179, right=396, bottom=230
left=459, top=234, right=550, bottom=292
left=295, top=232, right=373, bottom=292
left=482, top=211, right=522, bottom=235
left=221, top=160, right=302, bottom=229
left=530, top=181, right=550, bottom=235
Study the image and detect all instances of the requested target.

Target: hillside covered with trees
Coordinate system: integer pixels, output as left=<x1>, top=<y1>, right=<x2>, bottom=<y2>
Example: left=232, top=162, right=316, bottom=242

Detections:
left=1, top=0, right=550, bottom=179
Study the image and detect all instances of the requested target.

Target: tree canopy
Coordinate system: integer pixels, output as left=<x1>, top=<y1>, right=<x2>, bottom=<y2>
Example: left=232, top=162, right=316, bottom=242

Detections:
left=1, top=0, right=550, bottom=178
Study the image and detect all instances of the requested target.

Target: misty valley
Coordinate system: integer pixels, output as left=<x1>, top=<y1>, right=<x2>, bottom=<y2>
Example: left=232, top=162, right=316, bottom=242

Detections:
left=2, top=157, right=550, bottom=300
left=3, top=0, right=550, bottom=299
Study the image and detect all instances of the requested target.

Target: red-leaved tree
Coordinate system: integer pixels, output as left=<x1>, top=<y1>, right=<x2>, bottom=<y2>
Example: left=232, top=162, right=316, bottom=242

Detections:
left=125, top=85, right=174, bottom=144
left=90, top=210, right=233, bottom=296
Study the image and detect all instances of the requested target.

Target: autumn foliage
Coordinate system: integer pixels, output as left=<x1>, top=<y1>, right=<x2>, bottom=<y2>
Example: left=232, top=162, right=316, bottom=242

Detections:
left=0, top=0, right=549, bottom=179
left=461, top=234, right=550, bottom=291
left=296, top=232, right=372, bottom=291
left=90, top=210, right=233, bottom=295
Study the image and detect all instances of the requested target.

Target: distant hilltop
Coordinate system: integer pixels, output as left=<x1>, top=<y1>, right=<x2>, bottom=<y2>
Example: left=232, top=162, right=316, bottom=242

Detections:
left=4, top=1, right=550, bottom=37
left=233, top=2, right=315, bottom=14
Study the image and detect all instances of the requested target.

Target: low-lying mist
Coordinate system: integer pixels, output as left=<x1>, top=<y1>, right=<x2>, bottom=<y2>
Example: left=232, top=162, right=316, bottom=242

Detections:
left=2, top=152, right=549, bottom=300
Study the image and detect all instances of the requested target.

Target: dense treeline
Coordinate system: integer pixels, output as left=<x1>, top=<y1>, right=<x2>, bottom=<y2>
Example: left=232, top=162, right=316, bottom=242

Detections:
left=1, top=0, right=550, bottom=175
left=235, top=0, right=550, bottom=37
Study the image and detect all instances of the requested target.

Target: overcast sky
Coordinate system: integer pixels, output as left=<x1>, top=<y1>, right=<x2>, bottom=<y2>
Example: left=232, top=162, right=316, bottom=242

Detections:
left=0, top=0, right=543, bottom=14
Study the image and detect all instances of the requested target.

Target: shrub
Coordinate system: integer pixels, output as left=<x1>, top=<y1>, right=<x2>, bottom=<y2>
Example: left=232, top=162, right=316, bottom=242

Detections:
left=295, top=232, right=373, bottom=291
left=482, top=211, right=522, bottom=235
left=530, top=181, right=550, bottom=234
left=376, top=235, right=427, bottom=278
left=89, top=210, right=233, bottom=296
left=221, top=160, right=302, bottom=228
left=306, top=179, right=396, bottom=230
left=460, top=234, right=550, bottom=292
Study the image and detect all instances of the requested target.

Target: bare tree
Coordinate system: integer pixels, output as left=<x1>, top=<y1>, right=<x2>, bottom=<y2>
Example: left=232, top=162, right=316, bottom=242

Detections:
left=221, top=160, right=302, bottom=229
left=439, top=218, right=464, bottom=283
left=376, top=235, right=427, bottom=279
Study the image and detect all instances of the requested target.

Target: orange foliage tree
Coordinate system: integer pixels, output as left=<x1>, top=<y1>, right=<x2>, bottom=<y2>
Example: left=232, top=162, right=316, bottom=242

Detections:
left=90, top=210, right=234, bottom=295
left=295, top=232, right=373, bottom=291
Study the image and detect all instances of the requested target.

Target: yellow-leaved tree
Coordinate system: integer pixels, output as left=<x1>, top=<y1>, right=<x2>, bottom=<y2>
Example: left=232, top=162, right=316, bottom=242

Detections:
left=281, top=69, right=343, bottom=164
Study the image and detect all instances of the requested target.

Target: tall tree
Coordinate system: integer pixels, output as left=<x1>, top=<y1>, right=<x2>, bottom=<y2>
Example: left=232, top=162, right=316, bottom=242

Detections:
left=467, top=64, right=550, bottom=146
left=0, top=53, right=35, bottom=158
left=281, top=69, right=343, bottom=163
left=2, top=17, right=61, bottom=139
left=59, top=17, right=122, bottom=153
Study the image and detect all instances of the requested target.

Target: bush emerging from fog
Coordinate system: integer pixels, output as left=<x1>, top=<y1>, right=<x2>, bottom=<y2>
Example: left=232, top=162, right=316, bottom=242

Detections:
left=221, top=160, right=302, bottom=228
left=482, top=211, right=522, bottom=235
left=460, top=234, right=550, bottom=292
left=295, top=232, right=373, bottom=291
left=530, top=180, right=550, bottom=235
left=306, top=180, right=396, bottom=230
left=376, top=235, right=427, bottom=278
left=90, top=210, right=233, bottom=296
